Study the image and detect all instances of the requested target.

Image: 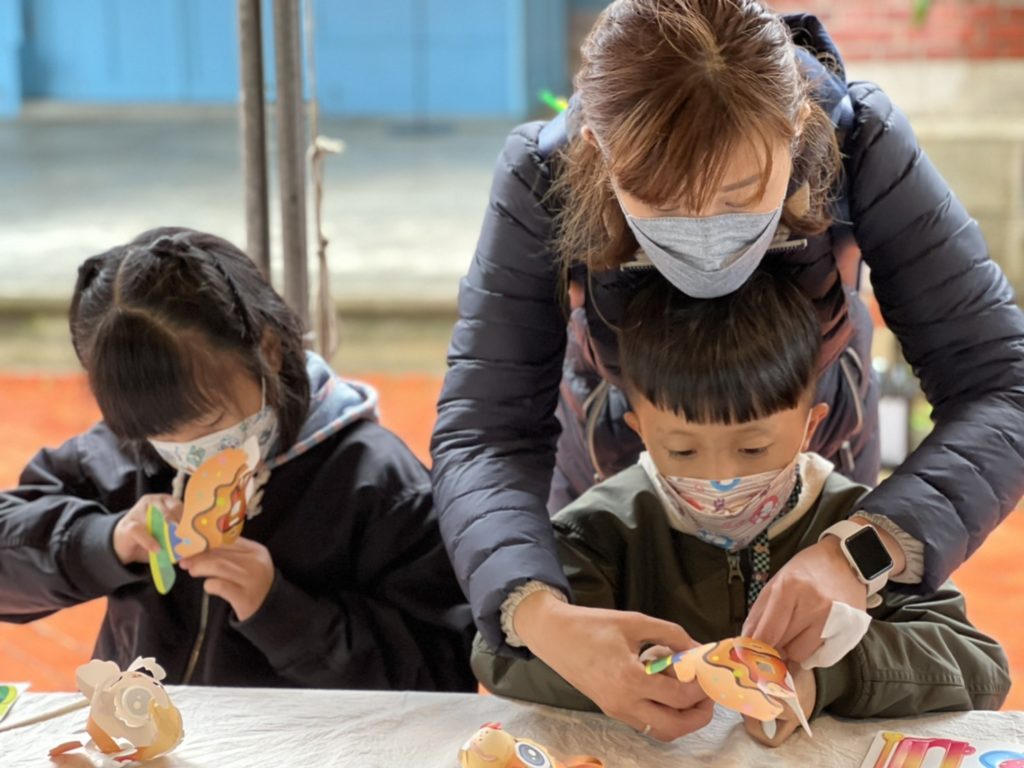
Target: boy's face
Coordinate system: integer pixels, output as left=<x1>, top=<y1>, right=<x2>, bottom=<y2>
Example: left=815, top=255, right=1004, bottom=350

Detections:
left=625, top=393, right=829, bottom=481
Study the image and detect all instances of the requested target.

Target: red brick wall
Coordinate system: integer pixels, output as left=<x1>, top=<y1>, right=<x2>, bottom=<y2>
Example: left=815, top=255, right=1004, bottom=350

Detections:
left=768, top=0, right=1024, bottom=60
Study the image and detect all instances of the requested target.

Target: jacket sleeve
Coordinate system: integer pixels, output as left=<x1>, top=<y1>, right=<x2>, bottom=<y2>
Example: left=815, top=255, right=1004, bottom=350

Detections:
left=470, top=517, right=619, bottom=710
left=0, top=425, right=147, bottom=621
left=814, top=582, right=1010, bottom=718
left=234, top=482, right=475, bottom=692
left=848, top=82, right=1024, bottom=592
left=430, top=122, right=571, bottom=652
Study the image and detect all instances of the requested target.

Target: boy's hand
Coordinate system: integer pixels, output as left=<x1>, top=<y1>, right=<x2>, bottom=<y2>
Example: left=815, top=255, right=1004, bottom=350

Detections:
left=744, top=520, right=905, bottom=664
left=180, top=538, right=275, bottom=622
left=113, top=495, right=183, bottom=566
left=743, top=664, right=816, bottom=748
left=742, top=536, right=867, bottom=663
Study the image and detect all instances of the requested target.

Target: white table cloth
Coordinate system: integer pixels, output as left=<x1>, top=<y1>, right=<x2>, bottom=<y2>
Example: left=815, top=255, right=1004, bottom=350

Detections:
left=2, top=687, right=1021, bottom=767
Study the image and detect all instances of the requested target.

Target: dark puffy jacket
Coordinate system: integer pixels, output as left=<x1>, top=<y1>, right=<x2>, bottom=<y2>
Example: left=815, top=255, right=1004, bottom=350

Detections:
left=432, top=14, right=1024, bottom=653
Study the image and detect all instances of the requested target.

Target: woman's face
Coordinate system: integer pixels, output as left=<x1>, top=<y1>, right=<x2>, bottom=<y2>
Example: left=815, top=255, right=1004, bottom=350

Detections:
left=586, top=128, right=793, bottom=219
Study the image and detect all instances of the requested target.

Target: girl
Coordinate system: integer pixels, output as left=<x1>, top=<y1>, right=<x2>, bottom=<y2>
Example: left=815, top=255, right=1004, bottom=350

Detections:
left=431, top=0, right=1024, bottom=740
left=0, top=227, right=475, bottom=692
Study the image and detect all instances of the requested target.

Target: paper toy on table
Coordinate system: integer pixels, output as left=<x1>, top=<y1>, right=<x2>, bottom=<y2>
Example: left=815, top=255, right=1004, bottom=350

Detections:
left=0, top=683, right=28, bottom=724
left=48, top=657, right=183, bottom=763
left=645, top=636, right=812, bottom=736
left=859, top=730, right=1024, bottom=768
left=459, top=723, right=604, bottom=768
left=147, top=437, right=262, bottom=594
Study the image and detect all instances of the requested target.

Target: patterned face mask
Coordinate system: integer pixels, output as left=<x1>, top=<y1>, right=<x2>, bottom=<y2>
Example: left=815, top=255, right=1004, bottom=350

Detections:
left=655, top=453, right=801, bottom=552
left=148, top=379, right=279, bottom=475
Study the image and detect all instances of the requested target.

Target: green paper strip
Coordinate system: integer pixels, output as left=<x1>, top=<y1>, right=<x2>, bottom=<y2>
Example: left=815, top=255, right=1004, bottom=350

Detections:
left=644, top=655, right=674, bottom=676
left=147, top=505, right=177, bottom=595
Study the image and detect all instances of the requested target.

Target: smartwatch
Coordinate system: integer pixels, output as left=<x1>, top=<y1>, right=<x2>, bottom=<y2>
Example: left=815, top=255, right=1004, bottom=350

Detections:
left=819, top=521, right=894, bottom=605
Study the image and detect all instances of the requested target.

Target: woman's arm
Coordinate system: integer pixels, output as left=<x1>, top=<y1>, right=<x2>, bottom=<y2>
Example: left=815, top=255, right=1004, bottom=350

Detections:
left=431, top=122, right=571, bottom=652
left=849, top=82, right=1024, bottom=591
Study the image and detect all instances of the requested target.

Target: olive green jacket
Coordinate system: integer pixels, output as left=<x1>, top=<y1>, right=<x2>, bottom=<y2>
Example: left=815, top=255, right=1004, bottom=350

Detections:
left=472, top=465, right=1010, bottom=718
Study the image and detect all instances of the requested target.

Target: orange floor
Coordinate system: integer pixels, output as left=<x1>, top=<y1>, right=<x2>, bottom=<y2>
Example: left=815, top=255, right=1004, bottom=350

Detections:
left=0, top=373, right=1020, bottom=710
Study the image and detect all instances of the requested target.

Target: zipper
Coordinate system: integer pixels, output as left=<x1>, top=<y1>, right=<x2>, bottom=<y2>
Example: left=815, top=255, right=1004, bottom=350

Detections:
left=766, top=238, right=808, bottom=256
left=182, top=592, right=210, bottom=684
left=727, top=551, right=743, bottom=584
left=727, top=551, right=751, bottom=636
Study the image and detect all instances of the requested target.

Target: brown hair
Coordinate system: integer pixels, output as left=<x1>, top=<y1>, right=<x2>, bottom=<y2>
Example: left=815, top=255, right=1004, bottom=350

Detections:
left=620, top=269, right=821, bottom=424
left=554, top=0, right=841, bottom=272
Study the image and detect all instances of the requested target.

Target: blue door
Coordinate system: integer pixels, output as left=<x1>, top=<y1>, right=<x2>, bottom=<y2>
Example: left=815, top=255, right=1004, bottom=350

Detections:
left=9, top=0, right=567, bottom=118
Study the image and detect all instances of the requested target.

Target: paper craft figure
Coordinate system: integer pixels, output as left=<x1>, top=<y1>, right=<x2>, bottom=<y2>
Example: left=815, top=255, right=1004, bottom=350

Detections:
left=859, top=731, right=1024, bottom=768
left=0, top=683, right=27, bottom=724
left=48, top=657, right=183, bottom=763
left=646, top=636, right=812, bottom=736
left=147, top=437, right=262, bottom=594
left=176, top=437, right=261, bottom=557
left=459, top=723, right=604, bottom=768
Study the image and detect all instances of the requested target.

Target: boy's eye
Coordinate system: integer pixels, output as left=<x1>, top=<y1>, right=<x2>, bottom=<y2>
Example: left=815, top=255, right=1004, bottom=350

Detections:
left=669, top=450, right=696, bottom=458
left=739, top=447, right=769, bottom=456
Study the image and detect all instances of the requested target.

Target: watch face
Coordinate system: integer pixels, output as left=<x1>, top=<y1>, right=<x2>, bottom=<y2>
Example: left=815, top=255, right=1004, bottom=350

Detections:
left=846, top=526, right=894, bottom=581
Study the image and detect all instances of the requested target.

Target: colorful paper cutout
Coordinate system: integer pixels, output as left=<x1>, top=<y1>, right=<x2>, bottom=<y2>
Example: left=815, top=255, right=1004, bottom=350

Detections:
left=645, top=637, right=811, bottom=736
left=49, top=657, right=183, bottom=763
left=147, top=437, right=261, bottom=594
left=0, top=683, right=27, bottom=724
left=459, top=723, right=604, bottom=768
left=860, top=731, right=1024, bottom=768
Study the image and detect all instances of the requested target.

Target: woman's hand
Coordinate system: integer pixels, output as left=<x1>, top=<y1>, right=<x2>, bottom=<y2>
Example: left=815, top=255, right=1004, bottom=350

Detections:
left=743, top=520, right=904, bottom=664
left=112, top=494, right=183, bottom=566
left=742, top=664, right=815, bottom=748
left=180, top=538, right=275, bottom=622
left=514, top=591, right=714, bottom=742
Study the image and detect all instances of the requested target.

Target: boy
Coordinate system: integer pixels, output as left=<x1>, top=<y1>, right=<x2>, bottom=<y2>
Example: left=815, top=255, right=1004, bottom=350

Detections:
left=472, top=271, right=1009, bottom=744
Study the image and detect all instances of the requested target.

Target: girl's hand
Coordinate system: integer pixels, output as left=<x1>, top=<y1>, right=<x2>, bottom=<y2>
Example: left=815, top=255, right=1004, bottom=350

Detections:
left=113, top=495, right=183, bottom=566
left=742, top=664, right=816, bottom=748
left=180, top=538, right=275, bottom=622
left=515, top=592, right=714, bottom=742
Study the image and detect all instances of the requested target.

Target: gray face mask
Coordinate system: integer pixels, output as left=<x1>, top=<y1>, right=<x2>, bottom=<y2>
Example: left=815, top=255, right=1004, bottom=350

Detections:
left=623, top=206, right=783, bottom=298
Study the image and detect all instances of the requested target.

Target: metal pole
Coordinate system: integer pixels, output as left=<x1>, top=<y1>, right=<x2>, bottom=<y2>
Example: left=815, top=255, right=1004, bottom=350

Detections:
left=272, top=0, right=309, bottom=328
left=237, top=0, right=270, bottom=277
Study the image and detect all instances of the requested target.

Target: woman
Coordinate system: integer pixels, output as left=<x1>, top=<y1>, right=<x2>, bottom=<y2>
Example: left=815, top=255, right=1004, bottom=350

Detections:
left=432, top=0, right=1024, bottom=740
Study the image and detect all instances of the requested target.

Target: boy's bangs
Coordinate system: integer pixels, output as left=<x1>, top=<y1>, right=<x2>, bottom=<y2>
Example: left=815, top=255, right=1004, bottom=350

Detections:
left=620, top=272, right=820, bottom=426
left=642, top=350, right=810, bottom=426
left=88, top=310, right=233, bottom=442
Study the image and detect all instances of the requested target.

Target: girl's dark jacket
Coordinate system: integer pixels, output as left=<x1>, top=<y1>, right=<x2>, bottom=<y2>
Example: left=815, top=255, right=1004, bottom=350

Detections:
left=0, top=355, right=476, bottom=692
